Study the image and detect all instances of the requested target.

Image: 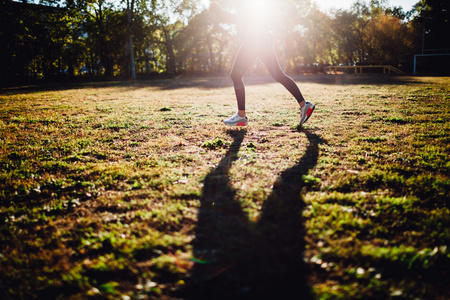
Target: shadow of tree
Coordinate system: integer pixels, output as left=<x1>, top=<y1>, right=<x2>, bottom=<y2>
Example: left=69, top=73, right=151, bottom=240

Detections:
left=183, top=129, right=322, bottom=299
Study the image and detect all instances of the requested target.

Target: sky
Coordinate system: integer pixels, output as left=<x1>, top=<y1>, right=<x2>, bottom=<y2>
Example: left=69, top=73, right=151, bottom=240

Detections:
left=27, top=0, right=419, bottom=14
left=311, top=0, right=418, bottom=12
left=199, top=0, right=419, bottom=13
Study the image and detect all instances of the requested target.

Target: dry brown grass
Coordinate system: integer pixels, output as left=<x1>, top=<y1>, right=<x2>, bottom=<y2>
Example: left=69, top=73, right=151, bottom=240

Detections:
left=0, top=75, right=449, bottom=299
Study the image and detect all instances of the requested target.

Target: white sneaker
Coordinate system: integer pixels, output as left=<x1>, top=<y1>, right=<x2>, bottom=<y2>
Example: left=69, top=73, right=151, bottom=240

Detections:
left=299, top=102, right=315, bottom=125
left=223, top=113, right=248, bottom=126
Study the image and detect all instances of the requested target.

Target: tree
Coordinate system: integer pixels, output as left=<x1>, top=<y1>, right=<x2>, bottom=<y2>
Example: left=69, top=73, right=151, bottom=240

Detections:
left=367, top=12, right=414, bottom=65
left=300, top=4, right=333, bottom=66
left=144, top=0, right=202, bottom=76
left=327, top=0, right=415, bottom=67
left=329, top=9, right=360, bottom=64
left=126, top=0, right=136, bottom=79
left=176, top=6, right=236, bottom=75
left=0, top=0, right=75, bottom=82
left=411, top=0, right=450, bottom=52
left=81, top=0, right=127, bottom=77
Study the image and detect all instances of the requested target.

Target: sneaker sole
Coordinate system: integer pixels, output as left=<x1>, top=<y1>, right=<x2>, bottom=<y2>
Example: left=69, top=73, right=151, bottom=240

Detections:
left=224, top=121, right=247, bottom=126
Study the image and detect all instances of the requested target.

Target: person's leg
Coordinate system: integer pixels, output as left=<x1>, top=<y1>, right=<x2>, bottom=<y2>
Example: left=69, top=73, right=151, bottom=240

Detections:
left=230, top=40, right=258, bottom=117
left=258, top=34, right=315, bottom=125
left=258, top=34, right=306, bottom=107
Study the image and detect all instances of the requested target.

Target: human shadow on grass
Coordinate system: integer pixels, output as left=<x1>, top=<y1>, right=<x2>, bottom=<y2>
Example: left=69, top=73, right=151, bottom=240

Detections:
left=182, top=128, right=322, bottom=299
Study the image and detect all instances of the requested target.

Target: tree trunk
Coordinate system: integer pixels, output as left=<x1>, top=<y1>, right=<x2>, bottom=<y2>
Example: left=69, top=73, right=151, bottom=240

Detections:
left=127, top=0, right=136, bottom=79
left=163, top=25, right=176, bottom=77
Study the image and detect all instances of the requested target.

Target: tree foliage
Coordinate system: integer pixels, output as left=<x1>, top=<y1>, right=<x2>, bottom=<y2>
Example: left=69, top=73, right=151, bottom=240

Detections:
left=411, top=0, right=450, bottom=51
left=1, top=0, right=447, bottom=83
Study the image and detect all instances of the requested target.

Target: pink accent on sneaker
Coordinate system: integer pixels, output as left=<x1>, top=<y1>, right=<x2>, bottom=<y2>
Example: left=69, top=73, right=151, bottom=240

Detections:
left=236, top=122, right=247, bottom=126
left=307, top=107, right=313, bottom=116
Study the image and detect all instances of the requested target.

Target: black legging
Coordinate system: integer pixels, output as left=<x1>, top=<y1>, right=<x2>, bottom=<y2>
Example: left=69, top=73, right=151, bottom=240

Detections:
left=230, top=31, right=305, bottom=111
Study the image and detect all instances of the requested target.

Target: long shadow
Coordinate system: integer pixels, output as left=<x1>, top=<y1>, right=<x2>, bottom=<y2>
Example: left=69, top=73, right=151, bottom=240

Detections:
left=182, top=129, right=323, bottom=299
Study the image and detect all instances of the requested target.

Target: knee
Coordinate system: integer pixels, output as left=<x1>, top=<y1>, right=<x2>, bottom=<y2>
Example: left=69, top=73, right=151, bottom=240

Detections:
left=230, top=70, right=243, bottom=85
left=271, top=69, right=287, bottom=83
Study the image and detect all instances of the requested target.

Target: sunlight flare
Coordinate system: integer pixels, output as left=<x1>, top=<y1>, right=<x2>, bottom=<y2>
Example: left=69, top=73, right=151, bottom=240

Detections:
left=239, top=0, right=275, bottom=28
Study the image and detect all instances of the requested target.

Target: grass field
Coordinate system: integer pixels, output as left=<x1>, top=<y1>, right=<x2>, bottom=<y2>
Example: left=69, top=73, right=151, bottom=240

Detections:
left=0, top=75, right=449, bottom=300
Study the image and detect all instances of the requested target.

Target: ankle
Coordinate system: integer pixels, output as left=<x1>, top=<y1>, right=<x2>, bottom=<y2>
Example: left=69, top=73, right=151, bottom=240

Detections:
left=238, top=110, right=246, bottom=117
left=299, top=100, right=306, bottom=108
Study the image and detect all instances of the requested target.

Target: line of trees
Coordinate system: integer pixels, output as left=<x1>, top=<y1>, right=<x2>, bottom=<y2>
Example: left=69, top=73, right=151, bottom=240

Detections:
left=0, top=0, right=449, bottom=83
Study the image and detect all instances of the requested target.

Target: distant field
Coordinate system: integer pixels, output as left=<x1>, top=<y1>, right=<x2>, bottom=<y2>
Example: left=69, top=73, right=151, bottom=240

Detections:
left=1, top=75, right=449, bottom=299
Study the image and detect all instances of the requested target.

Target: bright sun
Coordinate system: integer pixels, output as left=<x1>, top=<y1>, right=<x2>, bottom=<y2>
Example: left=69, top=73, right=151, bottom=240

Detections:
left=240, top=0, right=275, bottom=26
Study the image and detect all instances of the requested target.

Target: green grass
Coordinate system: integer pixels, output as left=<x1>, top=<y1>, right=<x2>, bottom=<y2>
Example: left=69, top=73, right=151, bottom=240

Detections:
left=0, top=75, right=449, bottom=299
